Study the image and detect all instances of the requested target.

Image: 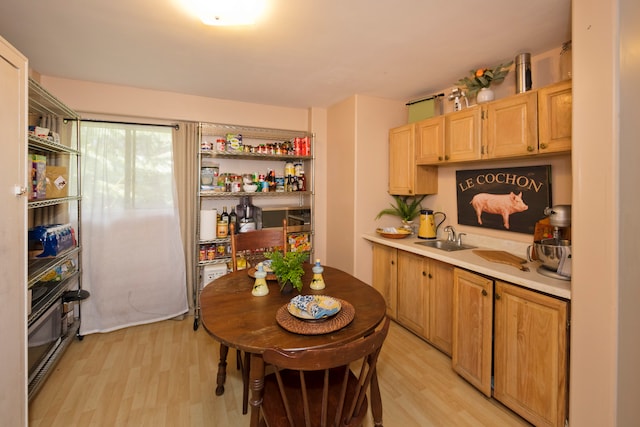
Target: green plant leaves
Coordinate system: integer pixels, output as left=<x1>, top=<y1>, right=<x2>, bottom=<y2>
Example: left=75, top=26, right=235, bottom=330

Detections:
left=375, top=195, right=426, bottom=222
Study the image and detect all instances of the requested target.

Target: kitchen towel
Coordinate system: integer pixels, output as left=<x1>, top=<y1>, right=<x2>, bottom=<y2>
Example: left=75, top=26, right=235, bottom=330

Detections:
left=199, top=209, right=217, bottom=240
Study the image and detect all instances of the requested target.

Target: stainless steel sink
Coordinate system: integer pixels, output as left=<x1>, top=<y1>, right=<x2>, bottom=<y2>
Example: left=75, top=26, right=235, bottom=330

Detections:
left=415, top=240, right=476, bottom=252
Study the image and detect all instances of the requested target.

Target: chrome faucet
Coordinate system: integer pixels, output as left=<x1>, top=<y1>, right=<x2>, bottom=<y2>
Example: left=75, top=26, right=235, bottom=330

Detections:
left=457, top=233, right=467, bottom=246
left=444, top=225, right=456, bottom=242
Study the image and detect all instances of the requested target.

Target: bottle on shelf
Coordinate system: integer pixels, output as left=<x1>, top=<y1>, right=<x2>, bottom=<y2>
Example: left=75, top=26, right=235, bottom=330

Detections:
left=229, top=207, right=238, bottom=234
left=221, top=206, right=229, bottom=225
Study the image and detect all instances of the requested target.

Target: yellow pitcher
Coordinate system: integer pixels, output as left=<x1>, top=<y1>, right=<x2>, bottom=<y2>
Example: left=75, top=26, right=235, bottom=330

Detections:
left=418, top=210, right=446, bottom=239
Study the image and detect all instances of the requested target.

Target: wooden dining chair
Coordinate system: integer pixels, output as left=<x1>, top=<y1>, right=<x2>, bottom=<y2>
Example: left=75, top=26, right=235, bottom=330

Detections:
left=215, top=219, right=288, bottom=414
left=259, top=317, right=391, bottom=427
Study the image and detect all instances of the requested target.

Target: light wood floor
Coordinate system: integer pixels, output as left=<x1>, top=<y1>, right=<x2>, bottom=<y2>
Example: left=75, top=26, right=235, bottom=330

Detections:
left=29, top=316, right=530, bottom=426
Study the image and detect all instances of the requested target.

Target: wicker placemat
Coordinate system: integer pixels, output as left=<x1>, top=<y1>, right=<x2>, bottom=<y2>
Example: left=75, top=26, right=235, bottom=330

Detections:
left=275, top=299, right=355, bottom=335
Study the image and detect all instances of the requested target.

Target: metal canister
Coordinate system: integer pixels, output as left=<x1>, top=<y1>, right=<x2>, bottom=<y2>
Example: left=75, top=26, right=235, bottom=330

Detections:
left=515, top=53, right=532, bottom=93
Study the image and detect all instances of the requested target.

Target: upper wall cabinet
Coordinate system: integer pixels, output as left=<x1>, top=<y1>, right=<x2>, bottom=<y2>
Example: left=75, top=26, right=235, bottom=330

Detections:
left=484, top=91, right=538, bottom=158
left=413, top=81, right=572, bottom=166
left=537, top=80, right=572, bottom=154
left=388, top=124, right=438, bottom=195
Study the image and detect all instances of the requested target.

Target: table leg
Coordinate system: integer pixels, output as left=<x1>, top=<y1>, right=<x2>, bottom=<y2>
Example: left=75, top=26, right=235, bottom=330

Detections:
left=215, top=343, right=229, bottom=396
left=249, top=353, right=265, bottom=427
left=370, top=367, right=383, bottom=426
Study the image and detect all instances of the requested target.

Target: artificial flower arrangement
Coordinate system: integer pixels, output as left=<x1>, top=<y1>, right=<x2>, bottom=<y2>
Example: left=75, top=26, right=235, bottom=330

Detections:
left=456, top=61, right=513, bottom=97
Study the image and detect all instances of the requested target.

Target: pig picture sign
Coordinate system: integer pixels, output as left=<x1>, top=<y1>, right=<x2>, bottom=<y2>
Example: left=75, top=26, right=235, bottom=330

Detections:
left=456, top=166, right=552, bottom=234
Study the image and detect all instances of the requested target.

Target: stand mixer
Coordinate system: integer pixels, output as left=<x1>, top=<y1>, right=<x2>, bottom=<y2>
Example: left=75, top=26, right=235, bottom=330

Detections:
left=533, top=205, right=572, bottom=280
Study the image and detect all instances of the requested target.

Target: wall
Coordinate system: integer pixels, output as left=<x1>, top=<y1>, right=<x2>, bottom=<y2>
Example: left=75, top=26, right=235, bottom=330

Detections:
left=426, top=155, right=572, bottom=246
left=326, top=97, right=356, bottom=272
left=39, top=76, right=329, bottom=264
left=572, top=0, right=640, bottom=425
left=352, top=95, right=406, bottom=283
left=325, top=95, right=406, bottom=279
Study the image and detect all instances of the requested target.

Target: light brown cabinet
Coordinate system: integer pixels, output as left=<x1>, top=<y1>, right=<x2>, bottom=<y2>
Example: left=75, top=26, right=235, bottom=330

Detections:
left=445, top=105, right=483, bottom=162
left=413, top=81, right=571, bottom=166
left=371, top=243, right=397, bottom=318
left=388, top=124, right=438, bottom=195
left=538, top=80, right=572, bottom=154
left=484, top=91, right=538, bottom=158
left=426, top=258, right=454, bottom=354
left=494, top=280, right=569, bottom=427
left=452, top=268, right=569, bottom=427
left=415, top=116, right=445, bottom=164
left=373, top=245, right=453, bottom=355
left=451, top=268, right=493, bottom=397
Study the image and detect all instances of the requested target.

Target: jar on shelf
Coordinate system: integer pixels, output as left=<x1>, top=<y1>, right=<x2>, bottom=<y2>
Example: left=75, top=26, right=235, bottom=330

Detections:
left=560, top=41, right=572, bottom=80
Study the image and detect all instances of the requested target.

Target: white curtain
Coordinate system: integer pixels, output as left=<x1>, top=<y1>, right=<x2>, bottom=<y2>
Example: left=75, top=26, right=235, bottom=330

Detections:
left=79, top=121, right=188, bottom=334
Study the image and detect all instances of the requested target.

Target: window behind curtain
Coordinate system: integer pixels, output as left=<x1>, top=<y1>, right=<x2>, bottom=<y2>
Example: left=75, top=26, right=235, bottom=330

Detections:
left=81, top=123, right=174, bottom=210
left=78, top=121, right=188, bottom=334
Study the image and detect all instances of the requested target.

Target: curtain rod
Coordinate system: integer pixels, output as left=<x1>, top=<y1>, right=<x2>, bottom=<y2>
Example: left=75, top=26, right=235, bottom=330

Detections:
left=405, top=93, right=445, bottom=106
left=80, top=118, right=179, bottom=130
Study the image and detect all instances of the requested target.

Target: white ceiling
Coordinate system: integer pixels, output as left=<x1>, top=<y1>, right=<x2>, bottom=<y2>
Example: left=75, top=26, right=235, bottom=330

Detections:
left=0, top=0, right=571, bottom=109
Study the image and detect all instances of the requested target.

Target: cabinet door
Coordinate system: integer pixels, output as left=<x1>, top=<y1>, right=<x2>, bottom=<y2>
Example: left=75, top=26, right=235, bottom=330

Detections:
left=494, top=281, right=568, bottom=427
left=428, top=259, right=454, bottom=355
left=0, top=38, right=28, bottom=425
left=388, top=124, right=438, bottom=195
left=445, top=106, right=482, bottom=162
left=485, top=91, right=538, bottom=158
left=415, top=116, right=445, bottom=165
left=397, top=251, right=428, bottom=337
left=538, top=80, right=572, bottom=154
left=371, top=243, right=397, bottom=318
left=388, top=124, right=415, bottom=195
left=452, top=268, right=493, bottom=397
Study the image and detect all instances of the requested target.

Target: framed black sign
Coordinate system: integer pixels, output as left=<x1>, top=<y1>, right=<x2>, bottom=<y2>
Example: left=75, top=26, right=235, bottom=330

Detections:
left=456, top=165, right=552, bottom=234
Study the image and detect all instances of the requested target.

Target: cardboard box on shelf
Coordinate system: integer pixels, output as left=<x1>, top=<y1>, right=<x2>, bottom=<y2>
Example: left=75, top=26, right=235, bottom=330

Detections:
left=45, top=165, right=68, bottom=199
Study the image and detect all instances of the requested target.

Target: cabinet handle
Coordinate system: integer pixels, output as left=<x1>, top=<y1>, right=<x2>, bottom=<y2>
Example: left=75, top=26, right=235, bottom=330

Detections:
left=495, top=293, right=501, bottom=300
left=444, top=155, right=449, bottom=161
left=527, top=146, right=535, bottom=152
left=482, top=289, right=488, bottom=296
left=14, top=186, right=27, bottom=196
left=428, top=273, right=432, bottom=279
left=391, top=260, right=395, bottom=265
left=422, top=271, right=427, bottom=277
left=438, top=156, right=443, bottom=161
left=540, top=143, right=548, bottom=149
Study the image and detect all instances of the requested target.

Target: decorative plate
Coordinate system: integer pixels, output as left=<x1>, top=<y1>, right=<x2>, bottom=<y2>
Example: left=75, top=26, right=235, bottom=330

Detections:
left=276, top=299, right=355, bottom=335
left=376, top=227, right=412, bottom=239
left=287, top=295, right=342, bottom=320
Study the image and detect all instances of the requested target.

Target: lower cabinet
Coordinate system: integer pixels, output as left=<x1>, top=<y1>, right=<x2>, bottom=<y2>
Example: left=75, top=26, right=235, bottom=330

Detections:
left=372, top=244, right=453, bottom=355
left=371, top=243, right=397, bottom=318
left=452, top=268, right=494, bottom=396
left=494, top=280, right=569, bottom=427
left=452, top=268, right=569, bottom=427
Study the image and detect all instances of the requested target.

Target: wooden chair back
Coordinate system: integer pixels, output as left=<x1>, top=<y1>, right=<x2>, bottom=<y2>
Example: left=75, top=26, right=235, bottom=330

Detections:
left=260, top=317, right=390, bottom=427
left=229, top=219, right=287, bottom=271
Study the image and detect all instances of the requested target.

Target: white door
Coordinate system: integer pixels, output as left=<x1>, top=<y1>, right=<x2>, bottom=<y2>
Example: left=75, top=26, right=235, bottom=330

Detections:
left=0, top=36, right=28, bottom=426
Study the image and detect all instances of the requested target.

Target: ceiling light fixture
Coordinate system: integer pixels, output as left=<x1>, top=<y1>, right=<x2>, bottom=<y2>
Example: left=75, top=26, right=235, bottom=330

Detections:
left=181, top=0, right=267, bottom=26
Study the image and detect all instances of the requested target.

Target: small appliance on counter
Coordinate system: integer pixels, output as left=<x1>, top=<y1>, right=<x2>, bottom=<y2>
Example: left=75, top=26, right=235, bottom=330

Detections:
left=529, top=205, right=572, bottom=280
left=418, top=210, right=446, bottom=239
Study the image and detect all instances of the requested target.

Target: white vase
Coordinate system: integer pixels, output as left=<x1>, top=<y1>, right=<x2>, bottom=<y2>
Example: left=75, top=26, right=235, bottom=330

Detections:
left=476, top=87, right=495, bottom=103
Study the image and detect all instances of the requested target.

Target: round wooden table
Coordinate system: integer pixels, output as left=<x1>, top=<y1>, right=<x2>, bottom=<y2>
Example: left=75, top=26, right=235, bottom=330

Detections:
left=200, top=264, right=387, bottom=427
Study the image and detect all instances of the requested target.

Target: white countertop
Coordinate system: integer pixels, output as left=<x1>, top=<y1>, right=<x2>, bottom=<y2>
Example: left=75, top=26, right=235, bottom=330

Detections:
left=363, top=232, right=571, bottom=300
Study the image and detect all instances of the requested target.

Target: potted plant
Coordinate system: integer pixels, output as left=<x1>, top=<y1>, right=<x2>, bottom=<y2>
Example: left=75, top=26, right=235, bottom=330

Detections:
left=456, top=61, right=513, bottom=100
left=264, top=250, right=309, bottom=293
left=375, top=195, right=426, bottom=229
